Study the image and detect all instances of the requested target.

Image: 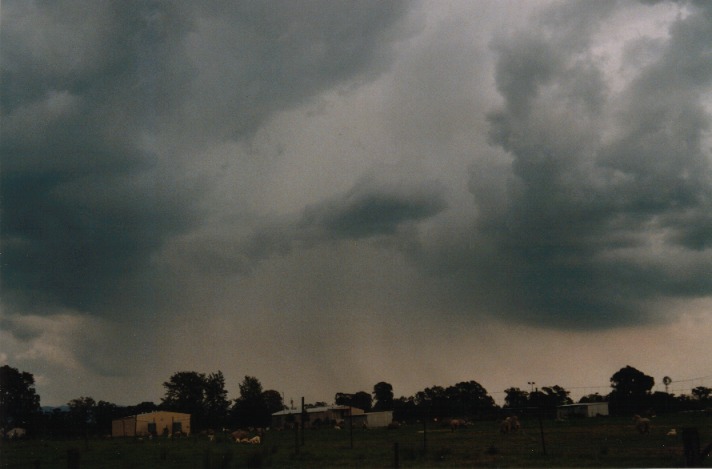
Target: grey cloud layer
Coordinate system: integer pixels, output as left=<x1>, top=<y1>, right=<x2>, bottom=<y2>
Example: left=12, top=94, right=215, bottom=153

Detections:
left=2, top=0, right=712, bottom=340
left=457, top=0, right=712, bottom=328
left=1, top=0, right=411, bottom=316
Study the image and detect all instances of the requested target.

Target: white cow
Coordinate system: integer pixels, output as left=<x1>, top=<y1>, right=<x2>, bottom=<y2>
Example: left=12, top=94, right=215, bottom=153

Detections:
left=6, top=427, right=27, bottom=439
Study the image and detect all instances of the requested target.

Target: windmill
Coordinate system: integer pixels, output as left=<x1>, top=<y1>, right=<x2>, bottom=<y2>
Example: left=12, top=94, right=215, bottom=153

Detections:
left=663, top=376, right=672, bottom=394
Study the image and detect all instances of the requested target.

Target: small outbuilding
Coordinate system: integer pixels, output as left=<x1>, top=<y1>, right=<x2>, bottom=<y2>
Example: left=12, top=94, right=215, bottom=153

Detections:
left=556, top=402, right=609, bottom=419
left=271, top=406, right=365, bottom=429
left=112, top=411, right=191, bottom=437
left=271, top=406, right=394, bottom=429
left=363, top=411, right=394, bottom=428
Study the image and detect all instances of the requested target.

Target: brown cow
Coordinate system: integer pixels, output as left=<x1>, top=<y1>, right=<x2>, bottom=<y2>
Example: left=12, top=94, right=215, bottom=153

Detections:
left=231, top=430, right=249, bottom=442
left=450, top=419, right=467, bottom=432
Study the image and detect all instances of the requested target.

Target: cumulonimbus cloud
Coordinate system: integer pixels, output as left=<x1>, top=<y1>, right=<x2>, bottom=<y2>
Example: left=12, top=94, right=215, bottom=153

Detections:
left=451, top=0, right=712, bottom=329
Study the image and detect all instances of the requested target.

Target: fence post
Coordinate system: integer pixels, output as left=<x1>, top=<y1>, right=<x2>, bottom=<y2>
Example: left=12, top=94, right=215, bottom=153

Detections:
left=301, top=397, right=306, bottom=447
left=349, top=406, right=353, bottom=449
left=423, top=418, right=427, bottom=453
left=537, top=410, right=547, bottom=456
left=683, top=428, right=701, bottom=467
left=67, top=448, right=80, bottom=469
left=393, top=442, right=400, bottom=468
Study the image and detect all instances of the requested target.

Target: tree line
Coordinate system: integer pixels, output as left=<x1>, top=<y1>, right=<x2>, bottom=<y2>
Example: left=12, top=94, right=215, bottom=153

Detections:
left=1, top=364, right=711, bottom=438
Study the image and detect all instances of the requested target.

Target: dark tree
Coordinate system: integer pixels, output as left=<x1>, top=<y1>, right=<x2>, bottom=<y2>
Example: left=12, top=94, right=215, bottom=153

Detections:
left=373, top=382, right=394, bottom=411
left=415, top=385, right=446, bottom=418
left=162, top=371, right=207, bottom=414
left=352, top=391, right=373, bottom=412
left=691, top=386, right=711, bottom=401
left=45, top=407, right=70, bottom=438
left=304, top=401, right=329, bottom=409
left=161, top=370, right=229, bottom=431
left=393, top=395, right=418, bottom=422
left=579, top=393, right=606, bottom=403
left=232, top=376, right=269, bottom=428
left=95, top=400, right=121, bottom=436
left=503, top=387, right=529, bottom=409
left=67, top=396, right=96, bottom=437
left=262, top=390, right=285, bottom=416
left=444, top=381, right=496, bottom=418
left=0, top=365, right=41, bottom=431
left=335, top=393, right=354, bottom=406
left=539, top=385, right=573, bottom=407
left=649, top=391, right=678, bottom=414
left=204, top=371, right=230, bottom=430
left=126, top=401, right=159, bottom=416
left=608, top=365, right=655, bottom=415
left=335, top=391, right=372, bottom=412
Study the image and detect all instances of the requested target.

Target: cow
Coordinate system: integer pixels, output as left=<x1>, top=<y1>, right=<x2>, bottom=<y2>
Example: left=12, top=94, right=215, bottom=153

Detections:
left=500, top=416, right=520, bottom=434
left=633, top=415, right=650, bottom=434
left=5, top=428, right=26, bottom=439
left=450, top=419, right=467, bottom=432
left=231, top=430, right=249, bottom=442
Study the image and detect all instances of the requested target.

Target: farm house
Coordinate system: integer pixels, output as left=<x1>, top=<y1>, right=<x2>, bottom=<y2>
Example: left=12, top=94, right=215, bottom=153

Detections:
left=556, top=402, right=609, bottom=419
left=112, top=411, right=191, bottom=437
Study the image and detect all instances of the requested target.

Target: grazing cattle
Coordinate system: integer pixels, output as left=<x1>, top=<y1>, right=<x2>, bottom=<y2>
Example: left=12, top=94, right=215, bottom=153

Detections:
left=666, top=428, right=677, bottom=437
left=633, top=415, right=650, bottom=434
left=500, top=416, right=520, bottom=434
left=231, top=430, right=249, bottom=442
left=450, top=419, right=467, bottom=432
left=232, top=430, right=262, bottom=444
left=510, top=415, right=521, bottom=432
left=5, top=428, right=26, bottom=439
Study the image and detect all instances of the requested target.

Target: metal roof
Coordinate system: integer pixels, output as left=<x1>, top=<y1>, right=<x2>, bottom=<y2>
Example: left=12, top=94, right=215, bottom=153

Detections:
left=556, top=402, right=608, bottom=408
left=272, top=405, right=350, bottom=416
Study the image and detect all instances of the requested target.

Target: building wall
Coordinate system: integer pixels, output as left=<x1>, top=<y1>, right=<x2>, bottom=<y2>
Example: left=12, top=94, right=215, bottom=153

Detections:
left=271, top=407, right=365, bottom=429
left=586, top=402, right=609, bottom=417
left=112, top=417, right=138, bottom=437
left=365, top=411, right=393, bottom=428
left=112, top=411, right=191, bottom=437
left=556, top=403, right=609, bottom=419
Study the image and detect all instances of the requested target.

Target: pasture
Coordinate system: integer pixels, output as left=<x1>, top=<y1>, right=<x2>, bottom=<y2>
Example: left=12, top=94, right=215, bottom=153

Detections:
left=1, top=412, right=710, bottom=468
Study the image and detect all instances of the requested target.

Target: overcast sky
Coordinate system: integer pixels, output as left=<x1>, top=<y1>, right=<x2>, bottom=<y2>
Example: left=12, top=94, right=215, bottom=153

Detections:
left=2, top=0, right=712, bottom=408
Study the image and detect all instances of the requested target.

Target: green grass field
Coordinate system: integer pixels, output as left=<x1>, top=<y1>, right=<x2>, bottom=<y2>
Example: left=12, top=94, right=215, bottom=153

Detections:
left=2, top=412, right=711, bottom=468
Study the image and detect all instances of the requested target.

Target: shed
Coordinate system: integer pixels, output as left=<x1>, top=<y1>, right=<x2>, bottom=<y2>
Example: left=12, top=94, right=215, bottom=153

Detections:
left=556, top=402, right=609, bottom=419
left=271, top=406, right=364, bottom=429
left=363, top=411, right=393, bottom=428
left=112, top=411, right=191, bottom=437
left=342, top=411, right=394, bottom=429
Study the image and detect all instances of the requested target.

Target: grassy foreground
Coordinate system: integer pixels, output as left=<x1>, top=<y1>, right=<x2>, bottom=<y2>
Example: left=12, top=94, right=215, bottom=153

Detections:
left=1, top=412, right=710, bottom=468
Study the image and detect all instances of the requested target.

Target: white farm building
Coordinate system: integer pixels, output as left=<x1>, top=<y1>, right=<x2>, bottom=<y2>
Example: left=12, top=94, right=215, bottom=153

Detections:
left=556, top=402, right=609, bottom=419
left=271, top=406, right=393, bottom=429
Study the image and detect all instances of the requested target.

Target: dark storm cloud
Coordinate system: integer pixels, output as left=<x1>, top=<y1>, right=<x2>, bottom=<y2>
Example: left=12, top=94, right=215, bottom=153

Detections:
left=0, top=0, right=411, bottom=315
left=179, top=0, right=412, bottom=143
left=455, top=0, right=712, bottom=329
left=183, top=176, right=446, bottom=276
left=300, top=177, right=446, bottom=240
left=1, top=1, right=196, bottom=313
